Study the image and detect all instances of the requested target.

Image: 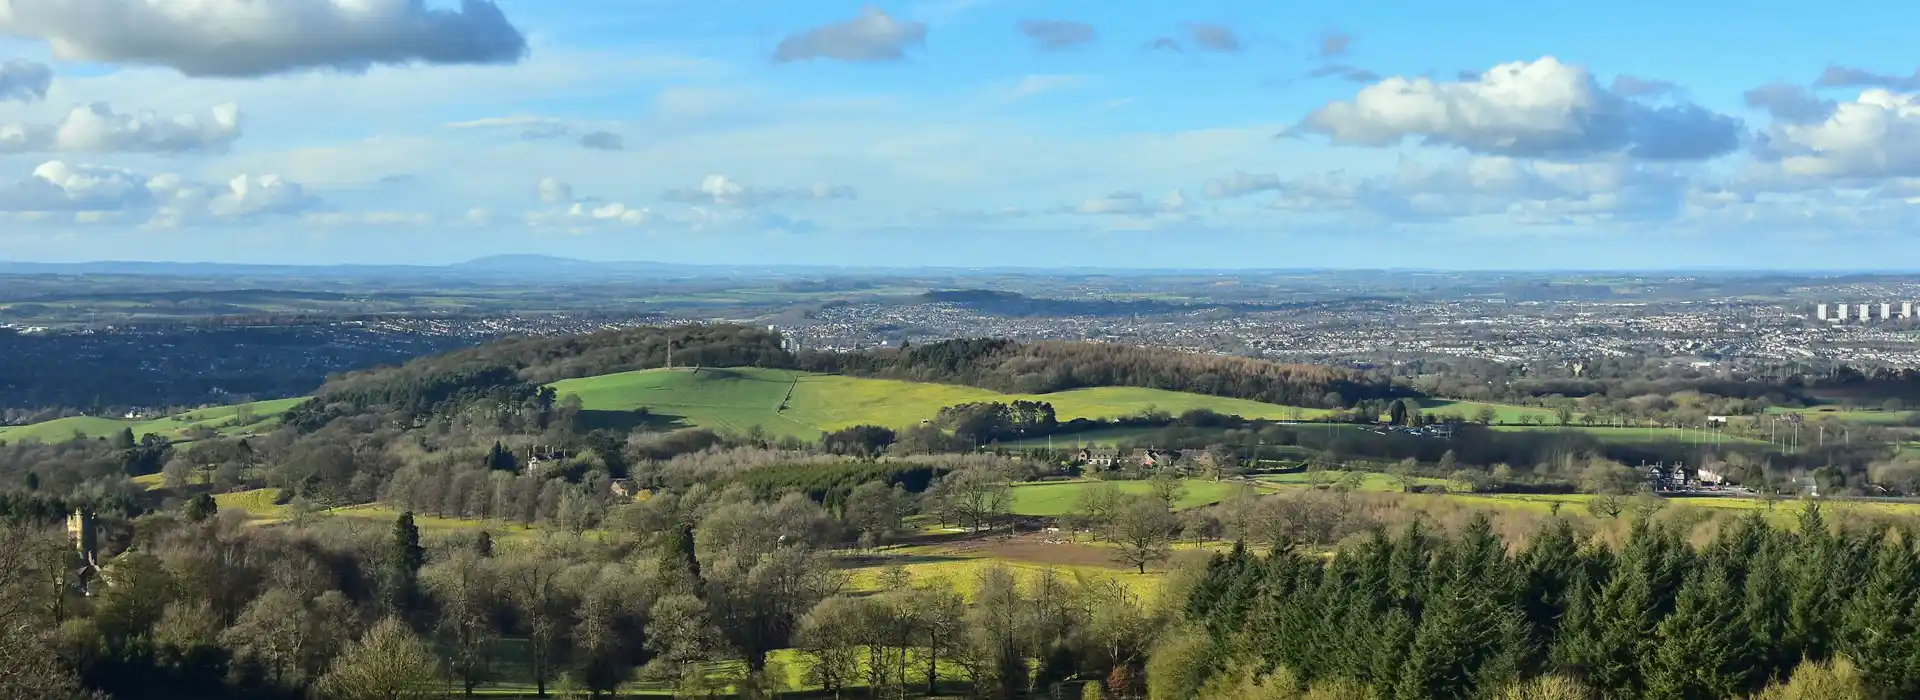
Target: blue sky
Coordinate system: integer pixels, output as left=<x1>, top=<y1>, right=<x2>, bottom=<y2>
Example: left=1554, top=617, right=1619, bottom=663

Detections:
left=0, top=0, right=1917, bottom=269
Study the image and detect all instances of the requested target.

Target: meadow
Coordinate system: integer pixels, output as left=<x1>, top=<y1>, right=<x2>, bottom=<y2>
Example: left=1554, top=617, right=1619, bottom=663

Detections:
left=550, top=367, right=1321, bottom=440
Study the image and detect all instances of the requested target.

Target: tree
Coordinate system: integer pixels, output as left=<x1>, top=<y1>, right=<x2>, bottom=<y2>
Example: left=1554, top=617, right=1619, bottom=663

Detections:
left=939, top=468, right=1011, bottom=532
left=1389, top=400, right=1409, bottom=426
left=313, top=617, right=443, bottom=700
left=112, top=426, right=136, bottom=450
left=1074, top=482, right=1123, bottom=540
left=844, top=481, right=906, bottom=548
left=381, top=512, right=427, bottom=621
left=0, top=525, right=84, bottom=700
left=1112, top=496, right=1177, bottom=574
left=1556, top=405, right=1575, bottom=426
left=1478, top=406, right=1498, bottom=425
left=1149, top=470, right=1188, bottom=510
left=182, top=492, right=218, bottom=523
left=424, top=550, right=502, bottom=696
left=795, top=596, right=867, bottom=698
left=1389, top=459, right=1419, bottom=493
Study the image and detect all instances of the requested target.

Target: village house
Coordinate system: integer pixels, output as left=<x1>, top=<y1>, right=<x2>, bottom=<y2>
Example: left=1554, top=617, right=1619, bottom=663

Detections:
left=1076, top=447, right=1119, bottom=469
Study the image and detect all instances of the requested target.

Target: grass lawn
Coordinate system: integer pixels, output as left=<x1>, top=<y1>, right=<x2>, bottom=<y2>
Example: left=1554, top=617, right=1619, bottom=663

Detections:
left=1006, top=478, right=1242, bottom=516
left=551, top=367, right=1322, bottom=441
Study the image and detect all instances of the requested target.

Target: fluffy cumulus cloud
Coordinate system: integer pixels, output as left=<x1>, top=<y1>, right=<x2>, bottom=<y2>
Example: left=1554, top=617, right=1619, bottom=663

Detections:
left=1017, top=19, right=1094, bottom=51
left=662, top=175, right=856, bottom=207
left=1267, top=156, right=1686, bottom=226
left=773, top=8, right=925, bottom=63
left=1757, top=89, right=1920, bottom=179
left=0, top=160, right=317, bottom=225
left=0, top=102, right=241, bottom=154
left=1293, top=57, right=1744, bottom=160
left=0, top=0, right=527, bottom=77
left=527, top=201, right=653, bottom=229
left=0, top=59, right=51, bottom=102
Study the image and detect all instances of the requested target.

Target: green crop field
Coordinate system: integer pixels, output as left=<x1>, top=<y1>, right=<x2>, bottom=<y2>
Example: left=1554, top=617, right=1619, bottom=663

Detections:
left=551, top=367, right=1318, bottom=440
left=0, top=397, right=305, bottom=444
left=1006, top=479, right=1243, bottom=516
left=1256, top=470, right=1466, bottom=492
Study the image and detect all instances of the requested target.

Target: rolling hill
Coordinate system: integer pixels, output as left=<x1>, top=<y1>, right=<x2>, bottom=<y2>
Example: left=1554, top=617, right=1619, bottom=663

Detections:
left=549, top=367, right=1321, bottom=440
left=0, top=397, right=304, bottom=444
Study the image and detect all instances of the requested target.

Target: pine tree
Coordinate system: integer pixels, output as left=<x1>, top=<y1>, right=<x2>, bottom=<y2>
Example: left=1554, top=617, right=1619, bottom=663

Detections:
left=1395, top=516, right=1527, bottom=700
left=381, top=511, right=427, bottom=621
left=1838, top=537, right=1920, bottom=697
left=1519, top=517, right=1579, bottom=670
left=1645, top=559, right=1752, bottom=699
left=474, top=530, right=493, bottom=558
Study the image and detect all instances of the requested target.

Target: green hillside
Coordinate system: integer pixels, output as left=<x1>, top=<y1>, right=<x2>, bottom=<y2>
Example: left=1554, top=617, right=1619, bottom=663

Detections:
left=0, top=397, right=304, bottom=444
left=550, top=367, right=1319, bottom=440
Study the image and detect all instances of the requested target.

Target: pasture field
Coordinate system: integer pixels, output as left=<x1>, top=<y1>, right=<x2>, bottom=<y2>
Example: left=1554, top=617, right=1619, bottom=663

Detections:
left=0, top=396, right=304, bottom=444
left=1765, top=405, right=1917, bottom=425
left=1255, top=469, right=1467, bottom=492
left=551, top=367, right=1319, bottom=440
left=1489, top=425, right=1771, bottom=446
left=1006, top=478, right=1243, bottom=516
left=1418, top=399, right=1564, bottom=424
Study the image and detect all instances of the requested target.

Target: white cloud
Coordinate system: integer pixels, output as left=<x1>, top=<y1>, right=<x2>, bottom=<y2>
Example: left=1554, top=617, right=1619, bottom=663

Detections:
left=1294, top=57, right=1743, bottom=160
left=0, top=102, right=241, bottom=153
left=0, top=0, right=527, bottom=77
left=1758, top=89, right=1920, bottom=179
left=1270, top=156, right=1686, bottom=226
left=662, top=174, right=856, bottom=207
left=0, top=59, right=51, bottom=102
left=526, top=201, right=654, bottom=229
left=1074, top=190, right=1187, bottom=217
left=773, top=8, right=926, bottom=64
left=0, top=160, right=317, bottom=226
left=537, top=177, right=573, bottom=204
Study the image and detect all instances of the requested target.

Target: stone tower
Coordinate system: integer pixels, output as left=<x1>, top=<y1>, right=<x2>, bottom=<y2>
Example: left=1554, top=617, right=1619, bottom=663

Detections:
left=66, top=508, right=97, bottom=560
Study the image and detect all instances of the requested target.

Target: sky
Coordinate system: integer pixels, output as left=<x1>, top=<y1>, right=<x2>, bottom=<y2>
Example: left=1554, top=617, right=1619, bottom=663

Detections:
left=0, top=0, right=1918, bottom=269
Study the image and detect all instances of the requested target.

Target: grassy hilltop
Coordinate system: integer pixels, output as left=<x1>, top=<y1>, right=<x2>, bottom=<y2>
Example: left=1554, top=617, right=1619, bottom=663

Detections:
left=0, top=397, right=304, bottom=443
left=550, top=366, right=1325, bottom=440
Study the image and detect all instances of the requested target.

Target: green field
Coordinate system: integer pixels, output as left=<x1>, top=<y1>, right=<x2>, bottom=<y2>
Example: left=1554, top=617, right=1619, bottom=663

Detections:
left=0, top=397, right=303, bottom=444
left=1765, top=406, right=1917, bottom=425
left=1418, top=399, right=1563, bottom=424
left=1006, top=479, right=1242, bottom=516
left=1490, top=424, right=1770, bottom=446
left=1255, top=470, right=1466, bottom=492
left=551, top=367, right=1317, bottom=440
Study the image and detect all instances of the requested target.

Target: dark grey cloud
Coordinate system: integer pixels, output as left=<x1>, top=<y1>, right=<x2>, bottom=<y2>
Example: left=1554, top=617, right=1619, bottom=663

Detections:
left=0, top=0, right=526, bottom=77
left=773, top=8, right=926, bottom=63
left=1743, top=82, right=1835, bottom=123
left=578, top=131, right=624, bottom=151
left=0, top=59, right=52, bottom=102
left=1816, top=65, right=1920, bottom=91
left=1295, top=58, right=1742, bottom=161
left=1185, top=23, right=1242, bottom=53
left=1016, top=19, right=1094, bottom=51
left=1318, top=32, right=1352, bottom=58
left=1611, top=74, right=1680, bottom=98
left=1307, top=64, right=1380, bottom=83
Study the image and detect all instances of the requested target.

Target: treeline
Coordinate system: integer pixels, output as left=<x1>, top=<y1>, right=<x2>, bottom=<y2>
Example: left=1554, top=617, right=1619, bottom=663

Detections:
left=1165, top=505, right=1920, bottom=700
left=802, top=338, right=1399, bottom=408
